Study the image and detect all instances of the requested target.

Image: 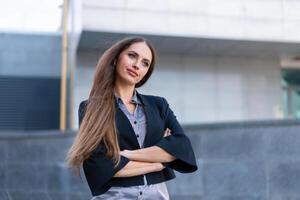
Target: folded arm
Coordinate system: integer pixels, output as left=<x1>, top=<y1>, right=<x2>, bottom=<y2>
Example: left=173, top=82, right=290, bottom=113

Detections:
left=121, top=97, right=198, bottom=174
left=120, top=146, right=175, bottom=163
left=114, top=161, right=164, bottom=177
left=120, top=128, right=175, bottom=163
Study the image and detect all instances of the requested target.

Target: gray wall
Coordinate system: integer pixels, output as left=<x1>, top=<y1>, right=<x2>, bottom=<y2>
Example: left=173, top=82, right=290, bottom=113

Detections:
left=1, top=119, right=300, bottom=200
left=81, top=0, right=300, bottom=43
left=75, top=50, right=282, bottom=126
left=169, top=120, right=300, bottom=200
left=0, top=131, right=90, bottom=200
left=0, top=32, right=62, bottom=130
left=0, top=32, right=61, bottom=77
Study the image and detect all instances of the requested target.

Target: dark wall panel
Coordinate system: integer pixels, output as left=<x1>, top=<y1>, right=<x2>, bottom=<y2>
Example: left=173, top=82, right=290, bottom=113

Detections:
left=0, top=76, right=60, bottom=130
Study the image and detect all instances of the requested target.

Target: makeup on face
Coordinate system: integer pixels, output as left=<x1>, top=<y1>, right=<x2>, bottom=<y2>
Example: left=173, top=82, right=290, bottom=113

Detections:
left=116, top=42, right=152, bottom=85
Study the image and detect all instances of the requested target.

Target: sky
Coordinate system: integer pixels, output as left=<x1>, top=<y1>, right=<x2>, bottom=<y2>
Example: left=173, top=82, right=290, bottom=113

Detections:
left=0, top=0, right=63, bottom=33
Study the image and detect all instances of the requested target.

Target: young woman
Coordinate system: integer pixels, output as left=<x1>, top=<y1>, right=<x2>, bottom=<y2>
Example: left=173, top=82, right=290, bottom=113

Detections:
left=67, top=37, right=198, bottom=200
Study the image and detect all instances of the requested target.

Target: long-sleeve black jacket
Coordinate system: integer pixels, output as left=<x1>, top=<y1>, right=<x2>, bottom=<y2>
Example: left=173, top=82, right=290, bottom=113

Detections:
left=78, top=92, right=198, bottom=196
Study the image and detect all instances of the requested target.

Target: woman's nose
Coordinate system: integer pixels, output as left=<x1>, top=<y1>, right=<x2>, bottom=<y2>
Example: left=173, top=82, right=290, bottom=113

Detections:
left=133, top=65, right=139, bottom=70
left=132, top=62, right=140, bottom=70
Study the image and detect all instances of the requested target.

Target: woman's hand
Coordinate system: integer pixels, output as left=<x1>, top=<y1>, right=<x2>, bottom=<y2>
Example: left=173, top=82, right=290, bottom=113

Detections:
left=120, top=149, right=131, bottom=158
left=155, top=162, right=165, bottom=171
left=164, top=128, right=171, bottom=137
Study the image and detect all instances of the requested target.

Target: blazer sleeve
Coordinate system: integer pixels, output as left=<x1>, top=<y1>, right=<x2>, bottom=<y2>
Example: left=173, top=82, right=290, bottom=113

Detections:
left=83, top=147, right=130, bottom=195
left=78, top=101, right=130, bottom=195
left=155, top=98, right=198, bottom=173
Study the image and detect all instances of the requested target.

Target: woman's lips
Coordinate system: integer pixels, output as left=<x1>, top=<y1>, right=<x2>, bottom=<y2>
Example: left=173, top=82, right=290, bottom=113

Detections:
left=127, top=69, right=138, bottom=77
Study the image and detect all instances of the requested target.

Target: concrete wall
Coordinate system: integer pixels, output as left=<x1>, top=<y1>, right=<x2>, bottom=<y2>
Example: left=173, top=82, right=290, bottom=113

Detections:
left=0, top=32, right=61, bottom=77
left=0, top=131, right=90, bottom=200
left=74, top=50, right=282, bottom=128
left=1, top=119, right=300, bottom=200
left=170, top=119, right=300, bottom=200
left=81, top=0, right=300, bottom=42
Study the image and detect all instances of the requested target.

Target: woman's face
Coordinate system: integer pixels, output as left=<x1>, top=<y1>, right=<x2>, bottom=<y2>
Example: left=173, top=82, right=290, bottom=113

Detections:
left=115, top=42, right=152, bottom=86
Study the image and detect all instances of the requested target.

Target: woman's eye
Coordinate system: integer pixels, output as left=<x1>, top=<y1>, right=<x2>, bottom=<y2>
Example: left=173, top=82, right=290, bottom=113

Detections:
left=143, top=62, right=150, bottom=67
left=128, top=53, right=135, bottom=58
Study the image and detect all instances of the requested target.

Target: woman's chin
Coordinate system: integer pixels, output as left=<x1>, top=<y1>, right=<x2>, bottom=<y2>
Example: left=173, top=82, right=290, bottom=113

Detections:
left=116, top=75, right=140, bottom=86
left=125, top=76, right=141, bottom=85
left=124, top=78, right=139, bottom=86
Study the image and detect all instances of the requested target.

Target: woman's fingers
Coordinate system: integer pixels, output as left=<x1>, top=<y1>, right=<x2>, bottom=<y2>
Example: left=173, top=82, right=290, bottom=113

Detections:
left=155, top=163, right=165, bottom=171
left=120, top=150, right=125, bottom=156
left=120, top=150, right=130, bottom=158
left=164, top=128, right=171, bottom=137
left=164, top=129, right=168, bottom=137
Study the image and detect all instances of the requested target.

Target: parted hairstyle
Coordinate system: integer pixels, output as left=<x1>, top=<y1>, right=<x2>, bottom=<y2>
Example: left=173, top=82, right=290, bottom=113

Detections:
left=67, top=37, right=157, bottom=175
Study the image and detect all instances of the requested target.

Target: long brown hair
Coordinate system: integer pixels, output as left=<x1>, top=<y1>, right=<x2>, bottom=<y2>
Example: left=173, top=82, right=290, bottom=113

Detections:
left=67, top=37, right=157, bottom=175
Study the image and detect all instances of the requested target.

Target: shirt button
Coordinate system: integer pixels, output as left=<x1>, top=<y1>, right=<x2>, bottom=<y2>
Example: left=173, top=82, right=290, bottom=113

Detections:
left=136, top=134, right=139, bottom=138
left=134, top=121, right=137, bottom=124
left=139, top=191, right=143, bottom=195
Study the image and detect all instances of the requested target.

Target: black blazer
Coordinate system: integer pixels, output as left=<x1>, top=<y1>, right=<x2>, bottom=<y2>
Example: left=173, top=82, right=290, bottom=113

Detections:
left=79, top=92, right=198, bottom=196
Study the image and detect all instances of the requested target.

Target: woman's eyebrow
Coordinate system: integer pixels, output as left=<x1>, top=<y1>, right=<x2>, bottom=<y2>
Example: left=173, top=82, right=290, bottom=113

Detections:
left=128, top=50, right=138, bottom=56
left=128, top=50, right=151, bottom=63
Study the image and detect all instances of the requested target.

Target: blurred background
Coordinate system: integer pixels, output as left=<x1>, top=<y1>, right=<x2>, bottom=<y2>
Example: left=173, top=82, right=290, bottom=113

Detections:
left=0, top=0, right=300, bottom=199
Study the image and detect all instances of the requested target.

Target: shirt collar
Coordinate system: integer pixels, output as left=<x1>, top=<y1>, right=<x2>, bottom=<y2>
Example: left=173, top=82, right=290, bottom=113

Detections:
left=114, top=89, right=142, bottom=105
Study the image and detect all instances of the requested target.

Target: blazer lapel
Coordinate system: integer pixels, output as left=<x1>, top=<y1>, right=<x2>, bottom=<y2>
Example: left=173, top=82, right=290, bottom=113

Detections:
left=115, top=91, right=164, bottom=149
left=115, top=102, right=140, bottom=149
left=136, top=92, right=159, bottom=148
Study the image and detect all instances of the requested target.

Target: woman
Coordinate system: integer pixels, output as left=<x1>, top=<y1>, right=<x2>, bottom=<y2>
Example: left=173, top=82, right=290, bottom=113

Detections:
left=67, top=37, right=198, bottom=199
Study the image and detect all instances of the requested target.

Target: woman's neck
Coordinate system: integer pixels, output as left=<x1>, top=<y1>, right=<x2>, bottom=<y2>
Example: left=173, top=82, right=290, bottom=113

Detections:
left=114, top=82, right=135, bottom=103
